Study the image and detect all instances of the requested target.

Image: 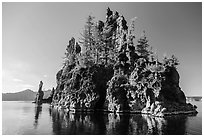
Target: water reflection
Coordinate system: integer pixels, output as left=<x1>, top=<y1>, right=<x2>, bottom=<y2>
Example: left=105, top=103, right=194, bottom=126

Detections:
left=163, top=115, right=188, bottom=134
left=33, top=105, right=42, bottom=129
left=48, top=108, right=192, bottom=135
left=106, top=113, right=130, bottom=134
left=51, top=109, right=107, bottom=134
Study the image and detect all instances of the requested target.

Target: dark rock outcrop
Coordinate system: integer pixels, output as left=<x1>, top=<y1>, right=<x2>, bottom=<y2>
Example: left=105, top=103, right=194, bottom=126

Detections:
left=52, top=64, right=113, bottom=111
left=159, top=66, right=186, bottom=104
left=33, top=82, right=54, bottom=104
left=34, top=81, right=44, bottom=104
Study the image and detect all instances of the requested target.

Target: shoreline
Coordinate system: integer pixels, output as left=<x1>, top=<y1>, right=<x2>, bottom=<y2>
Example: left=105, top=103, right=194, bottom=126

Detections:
left=51, top=105, right=198, bottom=117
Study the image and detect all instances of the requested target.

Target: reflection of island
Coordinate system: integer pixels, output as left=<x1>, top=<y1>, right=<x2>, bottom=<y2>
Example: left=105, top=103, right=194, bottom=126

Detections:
left=33, top=105, right=42, bottom=129
left=50, top=109, right=107, bottom=134
left=141, top=114, right=187, bottom=135
left=49, top=107, right=191, bottom=135
left=106, top=113, right=130, bottom=135
left=107, top=113, right=189, bottom=135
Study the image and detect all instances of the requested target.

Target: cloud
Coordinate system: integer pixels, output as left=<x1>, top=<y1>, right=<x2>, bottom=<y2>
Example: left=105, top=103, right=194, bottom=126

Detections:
left=18, top=84, right=34, bottom=89
left=6, top=60, right=31, bottom=73
left=12, top=78, right=23, bottom=82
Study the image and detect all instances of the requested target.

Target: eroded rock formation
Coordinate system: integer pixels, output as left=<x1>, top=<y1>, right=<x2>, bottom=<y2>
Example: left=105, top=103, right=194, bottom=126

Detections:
left=34, top=81, right=55, bottom=104
left=52, top=47, right=114, bottom=110
left=34, top=81, right=44, bottom=104
left=51, top=8, right=197, bottom=117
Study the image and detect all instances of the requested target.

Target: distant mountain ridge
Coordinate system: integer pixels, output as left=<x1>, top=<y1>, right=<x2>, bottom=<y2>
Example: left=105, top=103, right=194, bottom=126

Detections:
left=2, top=89, right=51, bottom=101
left=186, top=96, right=202, bottom=101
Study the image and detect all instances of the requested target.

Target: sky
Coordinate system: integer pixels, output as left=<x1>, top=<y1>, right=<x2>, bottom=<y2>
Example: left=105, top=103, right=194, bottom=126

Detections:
left=2, top=2, right=202, bottom=96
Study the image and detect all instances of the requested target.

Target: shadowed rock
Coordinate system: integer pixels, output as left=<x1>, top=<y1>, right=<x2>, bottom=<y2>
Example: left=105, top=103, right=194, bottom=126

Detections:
left=34, top=81, right=44, bottom=104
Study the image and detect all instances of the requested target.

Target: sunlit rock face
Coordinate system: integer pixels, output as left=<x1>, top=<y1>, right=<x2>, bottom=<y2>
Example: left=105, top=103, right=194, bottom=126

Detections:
left=106, top=75, right=130, bottom=112
left=51, top=8, right=197, bottom=117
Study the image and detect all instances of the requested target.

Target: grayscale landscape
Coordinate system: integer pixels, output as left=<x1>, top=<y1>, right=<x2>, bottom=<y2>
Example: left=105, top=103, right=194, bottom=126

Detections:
left=2, top=2, right=202, bottom=135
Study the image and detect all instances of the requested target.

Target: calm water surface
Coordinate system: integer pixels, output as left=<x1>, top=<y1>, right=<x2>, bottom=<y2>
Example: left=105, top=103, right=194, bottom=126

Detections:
left=2, top=101, right=202, bottom=135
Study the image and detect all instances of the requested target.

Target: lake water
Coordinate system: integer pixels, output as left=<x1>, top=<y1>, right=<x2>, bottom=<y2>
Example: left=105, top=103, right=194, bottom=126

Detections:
left=2, top=101, right=202, bottom=135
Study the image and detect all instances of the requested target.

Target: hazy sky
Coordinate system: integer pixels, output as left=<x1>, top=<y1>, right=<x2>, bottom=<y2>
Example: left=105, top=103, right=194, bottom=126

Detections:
left=2, top=2, right=201, bottom=96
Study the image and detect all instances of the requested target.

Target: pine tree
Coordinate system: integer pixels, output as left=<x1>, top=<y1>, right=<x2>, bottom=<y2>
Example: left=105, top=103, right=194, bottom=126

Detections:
left=136, top=31, right=153, bottom=59
left=92, top=20, right=104, bottom=64
left=79, top=15, right=96, bottom=67
left=162, top=54, right=180, bottom=68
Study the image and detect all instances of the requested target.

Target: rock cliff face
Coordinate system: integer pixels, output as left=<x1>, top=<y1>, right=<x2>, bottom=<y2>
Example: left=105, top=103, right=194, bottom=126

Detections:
left=52, top=64, right=113, bottom=110
left=51, top=8, right=197, bottom=117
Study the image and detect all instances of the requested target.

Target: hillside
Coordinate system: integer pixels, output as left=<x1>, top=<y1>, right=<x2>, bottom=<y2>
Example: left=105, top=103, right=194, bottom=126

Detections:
left=2, top=89, right=51, bottom=101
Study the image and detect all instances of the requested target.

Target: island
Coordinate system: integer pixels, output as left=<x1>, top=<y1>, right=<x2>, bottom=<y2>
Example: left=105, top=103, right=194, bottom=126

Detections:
left=34, top=8, right=198, bottom=117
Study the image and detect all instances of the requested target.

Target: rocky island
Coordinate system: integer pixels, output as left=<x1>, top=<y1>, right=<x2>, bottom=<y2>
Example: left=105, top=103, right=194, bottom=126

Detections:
left=36, top=8, right=197, bottom=117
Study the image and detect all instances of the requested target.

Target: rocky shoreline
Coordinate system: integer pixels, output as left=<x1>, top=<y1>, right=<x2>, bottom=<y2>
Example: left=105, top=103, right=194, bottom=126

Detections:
left=50, top=104, right=197, bottom=118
